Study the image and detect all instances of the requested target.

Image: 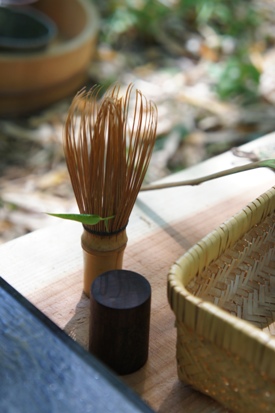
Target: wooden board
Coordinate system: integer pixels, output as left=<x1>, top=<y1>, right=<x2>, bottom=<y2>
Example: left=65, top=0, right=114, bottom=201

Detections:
left=1, top=133, right=275, bottom=412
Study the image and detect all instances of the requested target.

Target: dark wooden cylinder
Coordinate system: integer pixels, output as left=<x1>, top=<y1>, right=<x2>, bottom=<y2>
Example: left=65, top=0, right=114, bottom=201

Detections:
left=89, top=269, right=151, bottom=375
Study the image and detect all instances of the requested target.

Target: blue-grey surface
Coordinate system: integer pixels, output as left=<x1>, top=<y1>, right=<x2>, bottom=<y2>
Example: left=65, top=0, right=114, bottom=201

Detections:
left=0, top=278, right=155, bottom=413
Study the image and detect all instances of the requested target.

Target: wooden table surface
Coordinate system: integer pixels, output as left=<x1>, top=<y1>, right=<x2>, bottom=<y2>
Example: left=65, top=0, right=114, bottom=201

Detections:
left=1, top=133, right=275, bottom=413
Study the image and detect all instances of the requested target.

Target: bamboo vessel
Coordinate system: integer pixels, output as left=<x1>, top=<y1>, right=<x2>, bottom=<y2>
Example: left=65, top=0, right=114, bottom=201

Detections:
left=168, top=185, right=275, bottom=413
left=63, top=84, right=157, bottom=296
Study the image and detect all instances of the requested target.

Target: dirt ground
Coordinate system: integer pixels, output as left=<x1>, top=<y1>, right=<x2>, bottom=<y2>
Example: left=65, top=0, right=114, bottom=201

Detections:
left=1, top=2, right=275, bottom=244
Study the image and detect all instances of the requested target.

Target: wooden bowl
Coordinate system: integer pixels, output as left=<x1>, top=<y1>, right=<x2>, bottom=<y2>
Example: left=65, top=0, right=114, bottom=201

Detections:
left=0, top=0, right=98, bottom=116
left=0, top=6, right=57, bottom=51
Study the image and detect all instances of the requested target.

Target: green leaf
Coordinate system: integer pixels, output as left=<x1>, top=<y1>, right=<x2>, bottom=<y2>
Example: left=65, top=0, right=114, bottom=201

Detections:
left=259, top=159, right=275, bottom=170
left=46, top=213, right=114, bottom=225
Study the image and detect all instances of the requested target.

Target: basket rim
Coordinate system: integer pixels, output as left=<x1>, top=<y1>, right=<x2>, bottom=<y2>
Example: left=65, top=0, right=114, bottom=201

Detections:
left=168, top=185, right=275, bottom=376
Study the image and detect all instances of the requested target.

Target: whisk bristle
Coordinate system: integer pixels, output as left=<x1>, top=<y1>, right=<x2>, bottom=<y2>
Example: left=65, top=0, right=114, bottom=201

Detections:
left=63, top=84, right=158, bottom=233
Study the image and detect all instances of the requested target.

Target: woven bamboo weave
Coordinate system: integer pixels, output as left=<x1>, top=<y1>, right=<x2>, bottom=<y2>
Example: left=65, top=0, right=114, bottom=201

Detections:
left=168, top=186, right=275, bottom=413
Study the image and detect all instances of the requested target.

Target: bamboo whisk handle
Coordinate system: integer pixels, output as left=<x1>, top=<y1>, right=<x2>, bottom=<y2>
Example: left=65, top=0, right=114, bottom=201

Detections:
left=81, top=229, right=128, bottom=297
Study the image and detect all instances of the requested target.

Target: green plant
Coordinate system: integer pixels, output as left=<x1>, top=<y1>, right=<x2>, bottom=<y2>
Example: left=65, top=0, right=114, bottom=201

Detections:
left=47, top=213, right=114, bottom=231
left=210, top=54, right=260, bottom=102
left=98, top=0, right=169, bottom=43
left=97, top=0, right=262, bottom=101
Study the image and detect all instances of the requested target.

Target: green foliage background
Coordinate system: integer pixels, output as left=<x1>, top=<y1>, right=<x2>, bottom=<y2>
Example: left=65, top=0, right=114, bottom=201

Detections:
left=95, top=0, right=263, bottom=102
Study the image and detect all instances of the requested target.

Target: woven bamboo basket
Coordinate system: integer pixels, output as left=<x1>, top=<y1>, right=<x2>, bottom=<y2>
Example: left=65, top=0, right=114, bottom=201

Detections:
left=168, top=186, right=275, bottom=413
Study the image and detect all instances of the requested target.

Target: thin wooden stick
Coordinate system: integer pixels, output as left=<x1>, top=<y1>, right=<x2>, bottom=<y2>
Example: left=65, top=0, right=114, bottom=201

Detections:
left=140, top=159, right=275, bottom=191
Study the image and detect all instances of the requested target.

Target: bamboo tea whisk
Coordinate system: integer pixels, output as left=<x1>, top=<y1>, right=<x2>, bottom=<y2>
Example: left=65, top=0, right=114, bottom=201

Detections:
left=63, top=84, right=158, bottom=296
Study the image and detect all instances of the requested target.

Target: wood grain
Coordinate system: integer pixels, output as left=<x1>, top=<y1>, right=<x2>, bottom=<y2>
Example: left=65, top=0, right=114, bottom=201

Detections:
left=1, top=134, right=275, bottom=412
